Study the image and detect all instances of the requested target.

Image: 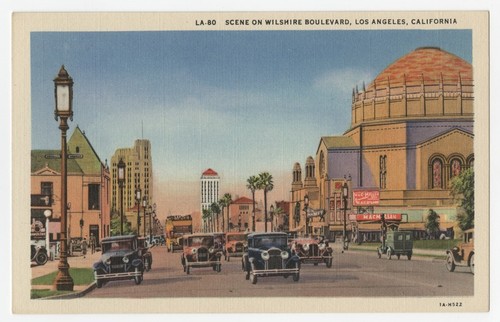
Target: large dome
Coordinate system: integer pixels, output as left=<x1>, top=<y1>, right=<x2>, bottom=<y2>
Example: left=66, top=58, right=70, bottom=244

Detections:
left=371, top=47, right=472, bottom=87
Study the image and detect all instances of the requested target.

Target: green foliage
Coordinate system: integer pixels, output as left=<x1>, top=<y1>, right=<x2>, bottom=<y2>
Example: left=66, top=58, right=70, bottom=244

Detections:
left=31, top=289, right=73, bottom=299
left=32, top=268, right=95, bottom=286
left=110, top=210, right=134, bottom=236
left=425, top=209, right=440, bottom=238
left=450, top=168, right=474, bottom=230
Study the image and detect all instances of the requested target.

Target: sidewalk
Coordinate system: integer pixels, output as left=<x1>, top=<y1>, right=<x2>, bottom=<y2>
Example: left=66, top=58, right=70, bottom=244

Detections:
left=31, top=250, right=102, bottom=292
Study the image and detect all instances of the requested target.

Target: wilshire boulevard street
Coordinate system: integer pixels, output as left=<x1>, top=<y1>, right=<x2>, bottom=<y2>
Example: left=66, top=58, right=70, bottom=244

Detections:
left=84, top=244, right=473, bottom=298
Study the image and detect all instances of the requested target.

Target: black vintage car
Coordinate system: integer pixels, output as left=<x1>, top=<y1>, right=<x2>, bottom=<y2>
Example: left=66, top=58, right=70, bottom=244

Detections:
left=290, top=236, right=333, bottom=267
left=93, top=235, right=144, bottom=288
left=181, top=233, right=223, bottom=274
left=242, top=232, right=301, bottom=284
left=30, top=241, right=48, bottom=266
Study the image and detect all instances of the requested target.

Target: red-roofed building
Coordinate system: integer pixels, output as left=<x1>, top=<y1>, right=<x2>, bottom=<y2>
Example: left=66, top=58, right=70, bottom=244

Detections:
left=200, top=168, right=220, bottom=216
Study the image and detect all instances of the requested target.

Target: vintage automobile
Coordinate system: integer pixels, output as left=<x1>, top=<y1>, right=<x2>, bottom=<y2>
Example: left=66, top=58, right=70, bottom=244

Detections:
left=242, top=232, right=301, bottom=284
left=30, top=241, right=48, bottom=266
left=181, top=233, right=223, bottom=274
left=224, top=232, right=248, bottom=261
left=377, top=230, right=413, bottom=260
left=446, top=228, right=474, bottom=274
left=213, top=232, right=226, bottom=253
left=290, top=236, right=333, bottom=267
left=138, top=237, right=153, bottom=272
left=93, top=235, right=144, bottom=288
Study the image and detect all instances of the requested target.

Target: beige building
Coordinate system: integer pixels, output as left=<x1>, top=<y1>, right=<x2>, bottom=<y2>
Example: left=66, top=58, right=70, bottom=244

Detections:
left=111, top=139, right=154, bottom=218
left=290, top=47, right=474, bottom=241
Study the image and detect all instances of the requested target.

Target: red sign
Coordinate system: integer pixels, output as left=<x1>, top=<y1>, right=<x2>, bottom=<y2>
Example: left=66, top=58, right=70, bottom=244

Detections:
left=353, top=189, right=380, bottom=206
left=356, top=214, right=402, bottom=221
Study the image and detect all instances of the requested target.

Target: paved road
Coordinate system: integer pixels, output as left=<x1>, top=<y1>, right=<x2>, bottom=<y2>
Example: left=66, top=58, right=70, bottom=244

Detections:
left=85, top=245, right=473, bottom=298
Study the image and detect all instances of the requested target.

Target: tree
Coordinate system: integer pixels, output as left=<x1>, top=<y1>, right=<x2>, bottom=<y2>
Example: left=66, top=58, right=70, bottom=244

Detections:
left=218, top=199, right=226, bottom=232
left=272, top=205, right=284, bottom=231
left=211, top=202, right=221, bottom=232
left=246, top=175, right=259, bottom=232
left=257, top=172, right=274, bottom=232
left=110, top=210, right=133, bottom=236
left=425, top=209, right=440, bottom=239
left=202, top=209, right=211, bottom=232
left=222, top=193, right=233, bottom=232
left=450, top=167, right=474, bottom=231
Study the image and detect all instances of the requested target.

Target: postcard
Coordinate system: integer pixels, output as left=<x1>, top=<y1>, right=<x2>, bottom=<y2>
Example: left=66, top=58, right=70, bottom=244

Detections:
left=12, top=11, right=489, bottom=314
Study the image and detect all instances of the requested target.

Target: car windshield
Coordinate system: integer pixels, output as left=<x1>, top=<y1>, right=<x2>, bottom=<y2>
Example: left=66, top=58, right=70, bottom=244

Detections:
left=102, top=240, right=133, bottom=253
left=227, top=234, right=246, bottom=242
left=186, top=236, right=214, bottom=247
left=254, top=236, right=287, bottom=249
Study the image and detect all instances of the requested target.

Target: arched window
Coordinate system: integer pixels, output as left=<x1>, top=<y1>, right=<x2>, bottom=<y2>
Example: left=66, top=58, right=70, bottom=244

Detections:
left=467, top=154, right=474, bottom=168
left=449, top=158, right=462, bottom=178
left=432, top=158, right=443, bottom=189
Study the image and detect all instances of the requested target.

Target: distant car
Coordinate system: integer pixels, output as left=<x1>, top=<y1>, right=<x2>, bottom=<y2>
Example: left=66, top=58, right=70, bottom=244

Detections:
left=242, top=232, right=301, bottom=284
left=93, top=235, right=144, bottom=288
left=30, top=241, right=48, bottom=266
left=290, top=236, right=333, bottom=267
left=181, top=233, right=223, bottom=274
left=224, top=232, right=248, bottom=261
left=377, top=230, right=413, bottom=260
left=138, top=237, right=153, bottom=272
left=446, top=228, right=475, bottom=274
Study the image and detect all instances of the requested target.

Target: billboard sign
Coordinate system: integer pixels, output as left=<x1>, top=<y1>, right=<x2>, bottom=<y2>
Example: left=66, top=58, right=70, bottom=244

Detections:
left=356, top=214, right=402, bottom=221
left=352, top=189, right=380, bottom=206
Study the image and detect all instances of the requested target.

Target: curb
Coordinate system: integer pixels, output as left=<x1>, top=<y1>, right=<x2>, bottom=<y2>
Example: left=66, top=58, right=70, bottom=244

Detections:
left=41, top=282, right=97, bottom=300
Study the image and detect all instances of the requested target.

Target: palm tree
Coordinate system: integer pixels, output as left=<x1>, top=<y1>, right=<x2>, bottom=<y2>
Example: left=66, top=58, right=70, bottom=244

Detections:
left=211, top=202, right=221, bottom=232
left=218, top=199, right=226, bottom=232
left=202, top=208, right=211, bottom=232
left=246, top=175, right=259, bottom=231
left=258, top=172, right=274, bottom=232
left=222, top=193, right=233, bottom=232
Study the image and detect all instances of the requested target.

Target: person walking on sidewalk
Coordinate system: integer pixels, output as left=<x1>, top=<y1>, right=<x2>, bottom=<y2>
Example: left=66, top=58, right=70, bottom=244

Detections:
left=82, top=237, right=88, bottom=258
left=90, top=233, right=96, bottom=254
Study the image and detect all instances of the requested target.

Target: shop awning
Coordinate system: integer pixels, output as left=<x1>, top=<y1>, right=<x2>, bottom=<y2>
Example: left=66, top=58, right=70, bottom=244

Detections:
left=357, top=223, right=382, bottom=232
left=398, top=223, right=426, bottom=231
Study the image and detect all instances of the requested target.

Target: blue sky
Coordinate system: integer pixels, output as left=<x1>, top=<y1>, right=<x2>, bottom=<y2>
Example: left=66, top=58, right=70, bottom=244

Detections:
left=31, top=30, right=472, bottom=214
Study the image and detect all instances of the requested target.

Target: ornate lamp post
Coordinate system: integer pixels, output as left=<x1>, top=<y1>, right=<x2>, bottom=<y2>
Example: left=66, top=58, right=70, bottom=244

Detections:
left=135, top=187, right=142, bottom=236
left=53, top=65, right=74, bottom=291
left=342, top=180, right=349, bottom=251
left=142, top=196, right=148, bottom=237
left=117, top=159, right=126, bottom=235
left=43, top=209, right=52, bottom=260
left=304, top=195, right=309, bottom=236
left=149, top=204, right=156, bottom=244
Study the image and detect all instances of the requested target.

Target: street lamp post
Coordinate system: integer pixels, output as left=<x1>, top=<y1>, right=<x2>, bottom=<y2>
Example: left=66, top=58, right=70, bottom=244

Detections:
left=304, top=195, right=309, bottom=236
left=238, top=214, right=242, bottom=232
left=53, top=65, right=74, bottom=291
left=44, top=210, right=52, bottom=260
left=270, top=205, right=275, bottom=232
left=342, top=180, right=349, bottom=251
left=117, top=159, right=126, bottom=235
left=142, top=196, right=148, bottom=237
left=135, top=187, right=142, bottom=236
left=149, top=204, right=156, bottom=244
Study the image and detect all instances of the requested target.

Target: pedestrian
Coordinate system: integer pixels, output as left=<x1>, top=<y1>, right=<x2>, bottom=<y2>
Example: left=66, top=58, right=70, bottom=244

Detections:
left=82, top=237, right=88, bottom=258
left=90, top=233, right=96, bottom=254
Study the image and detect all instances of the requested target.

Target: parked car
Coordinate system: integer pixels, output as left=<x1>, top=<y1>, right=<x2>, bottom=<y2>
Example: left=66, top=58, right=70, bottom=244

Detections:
left=290, top=236, right=333, bottom=267
left=93, top=235, right=144, bottom=288
left=138, top=237, right=153, bottom=272
left=181, top=233, right=223, bottom=274
left=242, top=232, right=301, bottom=284
left=446, top=228, right=474, bottom=274
left=30, top=241, right=48, bottom=266
left=224, top=232, right=248, bottom=261
left=213, top=232, right=226, bottom=253
left=377, top=230, right=413, bottom=260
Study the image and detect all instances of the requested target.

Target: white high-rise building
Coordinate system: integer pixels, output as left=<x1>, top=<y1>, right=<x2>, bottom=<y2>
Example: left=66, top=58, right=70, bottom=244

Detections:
left=200, top=168, right=220, bottom=213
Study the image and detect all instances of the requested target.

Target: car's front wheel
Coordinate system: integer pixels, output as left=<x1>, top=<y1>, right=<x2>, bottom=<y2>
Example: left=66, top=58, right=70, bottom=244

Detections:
left=326, top=258, right=333, bottom=268
left=469, top=253, right=475, bottom=275
left=293, top=273, right=300, bottom=282
left=35, top=252, right=48, bottom=265
left=250, top=273, right=257, bottom=284
left=387, top=248, right=392, bottom=260
left=446, top=253, right=456, bottom=272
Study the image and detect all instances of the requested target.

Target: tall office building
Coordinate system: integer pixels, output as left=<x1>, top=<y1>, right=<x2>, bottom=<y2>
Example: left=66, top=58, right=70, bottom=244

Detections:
left=111, top=139, right=153, bottom=213
left=200, top=168, right=220, bottom=214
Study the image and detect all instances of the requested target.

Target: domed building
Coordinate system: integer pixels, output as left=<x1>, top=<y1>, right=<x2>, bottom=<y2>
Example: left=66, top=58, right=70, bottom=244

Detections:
left=290, top=47, right=474, bottom=241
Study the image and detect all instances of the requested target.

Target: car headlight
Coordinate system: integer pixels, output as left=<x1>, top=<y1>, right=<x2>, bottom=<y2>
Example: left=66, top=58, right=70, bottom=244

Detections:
left=122, top=256, right=129, bottom=264
left=192, top=248, right=197, bottom=254
left=209, top=247, right=215, bottom=253
left=319, top=243, right=326, bottom=250
left=303, top=244, right=310, bottom=252
left=104, top=258, right=111, bottom=265
left=281, top=251, right=289, bottom=259
left=261, top=251, right=270, bottom=261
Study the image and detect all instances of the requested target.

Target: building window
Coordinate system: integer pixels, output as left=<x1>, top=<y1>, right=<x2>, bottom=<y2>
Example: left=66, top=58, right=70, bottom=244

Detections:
left=450, top=158, right=462, bottom=178
left=379, top=155, right=387, bottom=189
left=41, top=182, right=53, bottom=196
left=88, top=184, right=100, bottom=210
left=432, top=159, right=443, bottom=189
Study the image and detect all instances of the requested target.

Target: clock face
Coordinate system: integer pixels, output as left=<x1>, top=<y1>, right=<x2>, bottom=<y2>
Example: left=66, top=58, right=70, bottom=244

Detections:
left=57, top=85, right=70, bottom=111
